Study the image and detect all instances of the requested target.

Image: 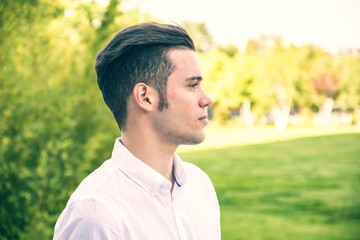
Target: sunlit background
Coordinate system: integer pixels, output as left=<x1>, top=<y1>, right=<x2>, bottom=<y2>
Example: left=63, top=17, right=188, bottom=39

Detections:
left=1, top=0, right=359, bottom=239
left=128, top=0, right=360, bottom=52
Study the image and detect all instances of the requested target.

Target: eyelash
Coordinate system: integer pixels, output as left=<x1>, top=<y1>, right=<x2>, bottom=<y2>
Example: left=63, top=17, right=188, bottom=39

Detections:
left=189, top=83, right=198, bottom=88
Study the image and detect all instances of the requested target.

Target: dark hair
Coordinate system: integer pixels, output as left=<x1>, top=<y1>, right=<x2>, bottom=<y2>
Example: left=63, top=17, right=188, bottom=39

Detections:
left=95, top=22, right=195, bottom=131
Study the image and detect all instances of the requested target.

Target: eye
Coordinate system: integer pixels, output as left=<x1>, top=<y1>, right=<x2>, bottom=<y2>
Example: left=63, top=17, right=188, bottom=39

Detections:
left=189, top=82, right=198, bottom=88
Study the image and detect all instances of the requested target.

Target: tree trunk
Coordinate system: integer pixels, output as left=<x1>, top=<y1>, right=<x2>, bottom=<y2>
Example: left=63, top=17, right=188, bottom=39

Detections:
left=272, top=86, right=291, bottom=131
left=241, top=98, right=253, bottom=128
left=272, top=104, right=291, bottom=131
left=318, top=97, right=334, bottom=127
left=355, top=106, right=360, bottom=128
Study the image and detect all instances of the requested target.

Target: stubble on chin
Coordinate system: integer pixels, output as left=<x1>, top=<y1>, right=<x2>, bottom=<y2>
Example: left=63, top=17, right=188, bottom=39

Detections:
left=153, top=120, right=205, bottom=146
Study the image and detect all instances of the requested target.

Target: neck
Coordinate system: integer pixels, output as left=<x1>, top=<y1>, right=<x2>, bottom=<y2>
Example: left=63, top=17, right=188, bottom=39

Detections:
left=121, top=129, right=177, bottom=184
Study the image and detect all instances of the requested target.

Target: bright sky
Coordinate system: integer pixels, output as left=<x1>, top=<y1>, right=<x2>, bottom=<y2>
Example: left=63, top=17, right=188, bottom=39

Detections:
left=123, top=0, right=360, bottom=52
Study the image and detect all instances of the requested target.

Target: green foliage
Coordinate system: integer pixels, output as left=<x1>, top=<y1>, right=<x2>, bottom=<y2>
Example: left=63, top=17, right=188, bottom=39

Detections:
left=338, top=55, right=360, bottom=110
left=180, top=134, right=360, bottom=240
left=218, top=44, right=239, bottom=58
left=200, top=35, right=359, bottom=124
left=0, top=0, right=140, bottom=238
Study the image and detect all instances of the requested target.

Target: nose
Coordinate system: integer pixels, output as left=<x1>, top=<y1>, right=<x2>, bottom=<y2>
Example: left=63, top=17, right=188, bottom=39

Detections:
left=200, top=89, right=213, bottom=108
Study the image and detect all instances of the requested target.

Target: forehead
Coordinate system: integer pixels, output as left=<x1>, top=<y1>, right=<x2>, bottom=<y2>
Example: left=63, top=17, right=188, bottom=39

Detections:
left=167, top=49, right=202, bottom=81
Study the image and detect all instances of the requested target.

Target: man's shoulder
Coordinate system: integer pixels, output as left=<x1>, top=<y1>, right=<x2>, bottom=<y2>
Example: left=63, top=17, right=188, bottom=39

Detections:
left=183, top=161, right=209, bottom=177
left=61, top=158, right=132, bottom=222
left=69, top=159, right=120, bottom=201
left=182, top=161, right=215, bottom=189
left=54, top=198, right=123, bottom=239
left=54, top=160, right=127, bottom=239
left=181, top=161, right=220, bottom=224
left=183, top=161, right=205, bottom=175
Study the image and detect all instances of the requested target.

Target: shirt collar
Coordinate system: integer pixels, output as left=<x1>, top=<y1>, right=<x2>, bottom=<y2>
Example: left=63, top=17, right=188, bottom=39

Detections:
left=110, top=138, right=187, bottom=195
left=173, top=153, right=187, bottom=187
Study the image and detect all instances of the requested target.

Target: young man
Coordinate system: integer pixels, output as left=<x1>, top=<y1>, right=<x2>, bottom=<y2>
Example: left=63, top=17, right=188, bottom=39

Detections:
left=54, top=22, right=220, bottom=239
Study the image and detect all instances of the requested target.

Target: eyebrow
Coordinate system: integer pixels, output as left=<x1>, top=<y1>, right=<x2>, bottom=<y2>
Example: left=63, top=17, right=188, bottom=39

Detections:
left=186, top=76, right=203, bottom=81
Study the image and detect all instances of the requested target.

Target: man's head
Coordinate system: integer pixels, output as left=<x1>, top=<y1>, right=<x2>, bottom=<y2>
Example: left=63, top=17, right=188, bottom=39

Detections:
left=95, top=22, right=195, bottom=131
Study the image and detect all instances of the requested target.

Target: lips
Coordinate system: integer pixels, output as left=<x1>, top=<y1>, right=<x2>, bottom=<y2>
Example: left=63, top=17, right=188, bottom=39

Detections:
left=198, top=114, right=208, bottom=124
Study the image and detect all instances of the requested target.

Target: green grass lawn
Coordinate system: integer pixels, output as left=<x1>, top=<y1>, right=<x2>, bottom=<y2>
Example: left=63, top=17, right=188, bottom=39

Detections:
left=179, top=133, right=360, bottom=240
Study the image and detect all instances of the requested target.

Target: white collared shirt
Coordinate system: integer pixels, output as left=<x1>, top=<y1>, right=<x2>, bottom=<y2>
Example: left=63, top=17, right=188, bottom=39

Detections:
left=54, top=138, right=221, bottom=239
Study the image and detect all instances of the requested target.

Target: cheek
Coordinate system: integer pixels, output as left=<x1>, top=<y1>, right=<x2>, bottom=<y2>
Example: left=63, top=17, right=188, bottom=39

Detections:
left=171, top=92, right=195, bottom=107
left=165, top=104, right=191, bottom=127
left=173, top=102, right=193, bottom=118
left=167, top=91, right=198, bottom=118
left=170, top=106, right=188, bottom=122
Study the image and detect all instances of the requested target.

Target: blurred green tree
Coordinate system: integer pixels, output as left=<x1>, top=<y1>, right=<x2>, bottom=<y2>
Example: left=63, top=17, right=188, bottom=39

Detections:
left=0, top=0, right=143, bottom=238
left=309, top=50, right=342, bottom=126
left=218, top=44, right=239, bottom=58
left=338, top=55, right=360, bottom=125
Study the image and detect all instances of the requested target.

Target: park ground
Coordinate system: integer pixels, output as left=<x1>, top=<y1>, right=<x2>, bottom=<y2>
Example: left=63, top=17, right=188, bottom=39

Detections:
left=178, top=124, right=360, bottom=240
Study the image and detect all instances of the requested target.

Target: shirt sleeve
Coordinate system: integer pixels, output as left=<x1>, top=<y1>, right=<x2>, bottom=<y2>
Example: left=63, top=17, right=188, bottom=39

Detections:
left=54, top=199, right=122, bottom=240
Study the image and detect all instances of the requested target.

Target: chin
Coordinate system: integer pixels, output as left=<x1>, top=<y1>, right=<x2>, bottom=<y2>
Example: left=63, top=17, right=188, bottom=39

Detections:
left=181, top=133, right=205, bottom=145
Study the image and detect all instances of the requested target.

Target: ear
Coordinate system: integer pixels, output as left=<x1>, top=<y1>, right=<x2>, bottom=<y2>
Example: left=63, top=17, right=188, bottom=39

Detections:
left=132, top=83, right=156, bottom=111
